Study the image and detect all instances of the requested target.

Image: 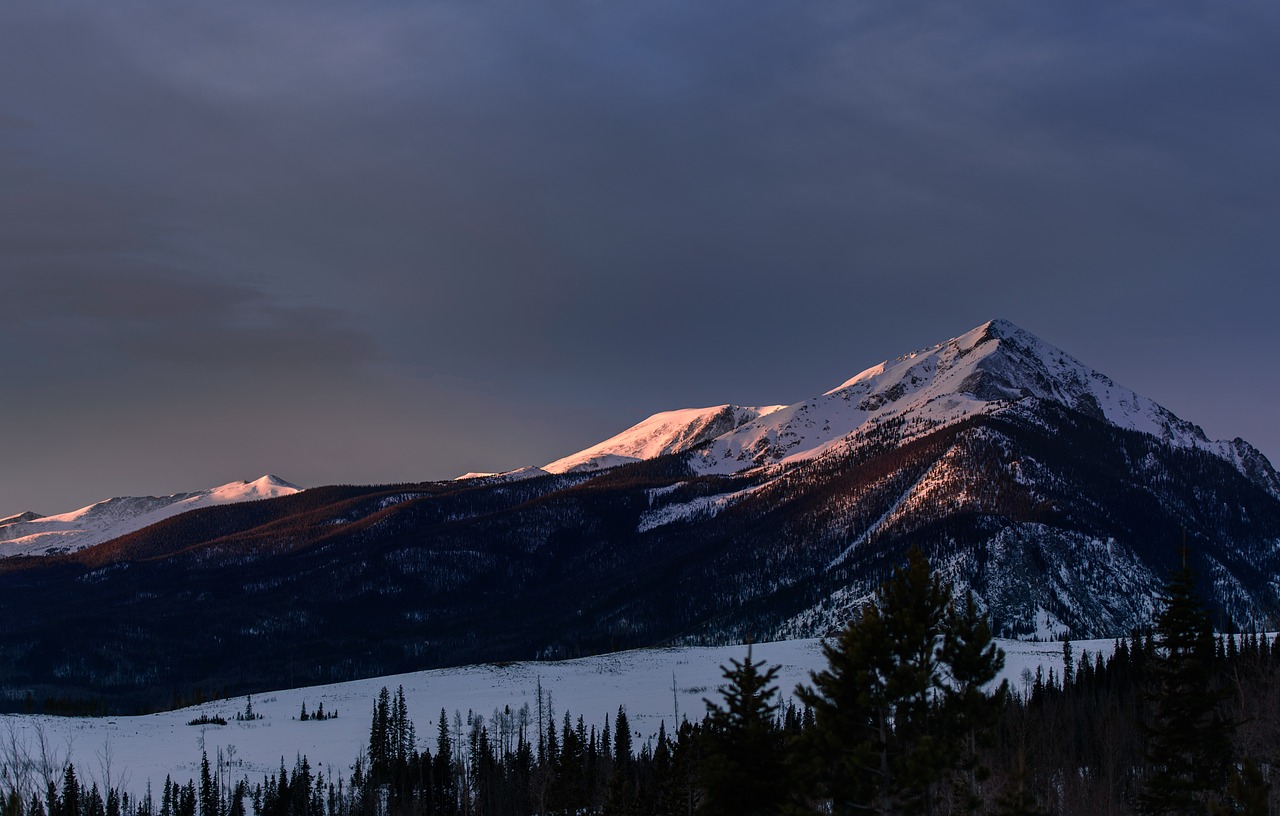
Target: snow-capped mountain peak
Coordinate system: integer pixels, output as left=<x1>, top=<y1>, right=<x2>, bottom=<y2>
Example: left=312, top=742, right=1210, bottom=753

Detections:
left=543, top=404, right=785, bottom=474
left=696, top=318, right=1254, bottom=474
left=537, top=319, right=1277, bottom=496
left=208, top=474, right=302, bottom=499
left=0, top=475, right=302, bottom=558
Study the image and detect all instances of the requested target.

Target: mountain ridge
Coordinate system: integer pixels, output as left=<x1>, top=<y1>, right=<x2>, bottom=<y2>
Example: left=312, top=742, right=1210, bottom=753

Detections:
left=543, top=403, right=786, bottom=474
left=0, top=474, right=301, bottom=559
left=528, top=319, right=1277, bottom=499
left=1, top=319, right=1277, bottom=711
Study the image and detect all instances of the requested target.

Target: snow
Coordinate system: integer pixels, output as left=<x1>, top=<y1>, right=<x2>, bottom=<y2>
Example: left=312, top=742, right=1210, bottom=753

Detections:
left=0, top=476, right=302, bottom=559
left=554, top=454, right=642, bottom=474
left=826, top=467, right=935, bottom=570
left=1027, top=607, right=1072, bottom=642
left=528, top=319, right=1272, bottom=492
left=637, top=487, right=755, bottom=533
left=544, top=405, right=784, bottom=475
left=0, top=511, right=44, bottom=527
left=0, top=636, right=1110, bottom=798
left=452, top=467, right=550, bottom=484
left=520, top=318, right=1270, bottom=494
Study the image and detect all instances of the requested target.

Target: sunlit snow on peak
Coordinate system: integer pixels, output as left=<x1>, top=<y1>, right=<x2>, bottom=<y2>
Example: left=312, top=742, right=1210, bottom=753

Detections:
left=543, top=404, right=781, bottom=474
left=0, top=475, right=302, bottom=559
left=535, top=319, right=1276, bottom=496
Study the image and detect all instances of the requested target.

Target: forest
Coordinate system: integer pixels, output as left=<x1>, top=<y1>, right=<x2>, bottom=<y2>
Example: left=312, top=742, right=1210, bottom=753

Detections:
left=3, top=549, right=1277, bottom=815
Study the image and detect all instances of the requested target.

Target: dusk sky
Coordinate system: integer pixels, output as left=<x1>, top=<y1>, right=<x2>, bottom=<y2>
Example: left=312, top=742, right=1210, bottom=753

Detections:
left=2, top=1, right=1278, bottom=516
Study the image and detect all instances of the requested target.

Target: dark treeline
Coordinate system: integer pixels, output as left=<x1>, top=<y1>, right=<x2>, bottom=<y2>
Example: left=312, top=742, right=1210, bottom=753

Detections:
left=5, top=549, right=1278, bottom=815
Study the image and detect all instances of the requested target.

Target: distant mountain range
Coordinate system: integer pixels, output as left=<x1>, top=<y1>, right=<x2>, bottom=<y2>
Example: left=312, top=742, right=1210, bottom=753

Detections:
left=2, top=319, right=1277, bottom=712
left=0, top=475, right=300, bottom=558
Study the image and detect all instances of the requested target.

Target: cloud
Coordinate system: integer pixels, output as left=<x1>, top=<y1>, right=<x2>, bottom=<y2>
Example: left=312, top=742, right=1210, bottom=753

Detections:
left=0, top=0, right=1278, bottom=513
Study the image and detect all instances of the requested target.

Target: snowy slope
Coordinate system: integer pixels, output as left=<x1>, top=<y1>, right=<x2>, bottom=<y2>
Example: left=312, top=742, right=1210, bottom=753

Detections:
left=453, top=466, right=551, bottom=483
left=540, top=320, right=1227, bottom=477
left=696, top=319, right=1261, bottom=474
left=0, top=637, right=1106, bottom=799
left=527, top=320, right=1276, bottom=489
left=0, top=475, right=301, bottom=558
left=518, top=319, right=1267, bottom=498
left=0, top=511, right=44, bottom=527
left=544, top=404, right=784, bottom=474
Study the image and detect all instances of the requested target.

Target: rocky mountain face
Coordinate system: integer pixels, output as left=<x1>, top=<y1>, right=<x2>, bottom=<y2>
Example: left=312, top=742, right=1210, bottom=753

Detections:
left=1, top=320, right=1277, bottom=712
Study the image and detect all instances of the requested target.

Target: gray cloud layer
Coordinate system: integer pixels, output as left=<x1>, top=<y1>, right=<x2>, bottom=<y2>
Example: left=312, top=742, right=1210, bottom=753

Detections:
left=2, top=1, right=1278, bottom=513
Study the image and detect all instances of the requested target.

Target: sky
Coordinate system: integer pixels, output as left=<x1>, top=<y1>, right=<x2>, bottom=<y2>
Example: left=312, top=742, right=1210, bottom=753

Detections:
left=2, top=1, right=1278, bottom=515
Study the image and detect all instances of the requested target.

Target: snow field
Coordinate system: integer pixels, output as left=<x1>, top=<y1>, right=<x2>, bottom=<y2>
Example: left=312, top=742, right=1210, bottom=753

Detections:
left=0, top=637, right=1110, bottom=798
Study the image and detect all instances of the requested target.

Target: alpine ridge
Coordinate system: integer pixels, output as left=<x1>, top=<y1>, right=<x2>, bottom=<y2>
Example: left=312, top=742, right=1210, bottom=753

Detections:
left=545, top=320, right=1279, bottom=497
left=0, top=475, right=301, bottom=558
left=544, top=403, right=785, bottom=474
left=1, top=319, right=1277, bottom=712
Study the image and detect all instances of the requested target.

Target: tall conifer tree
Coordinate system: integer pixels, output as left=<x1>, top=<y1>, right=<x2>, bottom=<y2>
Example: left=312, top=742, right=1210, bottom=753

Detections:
left=699, top=648, right=792, bottom=816
left=1139, top=553, right=1234, bottom=815
left=942, top=590, right=1009, bottom=812
left=799, top=548, right=1005, bottom=815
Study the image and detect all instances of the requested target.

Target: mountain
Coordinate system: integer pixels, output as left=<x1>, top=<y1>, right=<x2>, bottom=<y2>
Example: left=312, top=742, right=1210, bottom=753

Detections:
left=548, top=320, right=1279, bottom=494
left=0, top=511, right=45, bottom=527
left=543, top=404, right=785, bottom=473
left=0, top=475, right=301, bottom=558
left=1, top=319, right=1277, bottom=712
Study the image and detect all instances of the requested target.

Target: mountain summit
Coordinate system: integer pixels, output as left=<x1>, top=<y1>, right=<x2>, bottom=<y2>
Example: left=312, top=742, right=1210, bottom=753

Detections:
left=546, top=319, right=1279, bottom=497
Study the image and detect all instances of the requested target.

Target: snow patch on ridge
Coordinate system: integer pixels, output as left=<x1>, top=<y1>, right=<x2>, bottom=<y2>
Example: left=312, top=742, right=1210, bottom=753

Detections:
left=826, top=464, right=937, bottom=570
left=453, top=466, right=550, bottom=484
left=0, top=476, right=302, bottom=559
left=637, top=486, right=756, bottom=533
left=544, top=404, right=784, bottom=475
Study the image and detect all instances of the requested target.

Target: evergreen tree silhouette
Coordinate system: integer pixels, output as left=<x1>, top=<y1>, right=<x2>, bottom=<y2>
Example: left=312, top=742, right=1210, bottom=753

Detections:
left=1139, top=551, right=1234, bottom=815
left=699, top=647, right=792, bottom=815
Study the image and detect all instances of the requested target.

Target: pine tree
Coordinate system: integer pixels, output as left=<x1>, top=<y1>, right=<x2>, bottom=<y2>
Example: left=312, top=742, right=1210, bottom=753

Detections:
left=549, top=710, right=587, bottom=814
left=798, top=547, right=954, bottom=815
left=392, top=687, right=410, bottom=766
left=198, top=752, right=218, bottom=816
left=699, top=647, right=792, bottom=816
left=604, top=707, right=638, bottom=816
left=180, top=782, right=196, bottom=816
left=649, top=721, right=674, bottom=816
left=433, top=710, right=457, bottom=816
left=61, top=766, right=79, bottom=816
left=83, top=785, right=102, bottom=816
left=227, top=781, right=247, bottom=816
left=798, top=577, right=892, bottom=815
left=613, top=706, right=633, bottom=767
left=369, top=688, right=391, bottom=783
left=1139, top=554, right=1234, bottom=815
left=941, top=590, right=1009, bottom=812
